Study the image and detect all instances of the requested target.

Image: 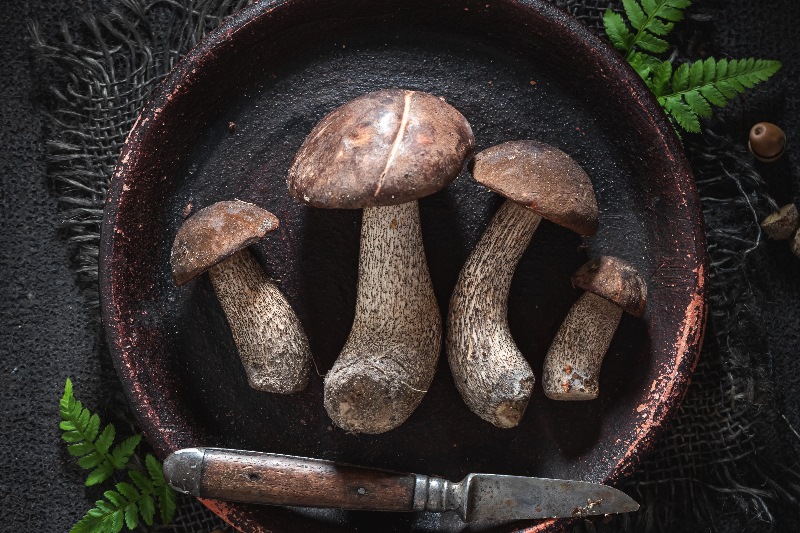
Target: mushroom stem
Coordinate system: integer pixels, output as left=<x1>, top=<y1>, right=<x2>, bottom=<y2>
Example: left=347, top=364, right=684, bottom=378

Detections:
left=323, top=201, right=441, bottom=434
left=542, top=291, right=623, bottom=400
left=447, top=199, right=541, bottom=428
left=209, top=248, right=311, bottom=394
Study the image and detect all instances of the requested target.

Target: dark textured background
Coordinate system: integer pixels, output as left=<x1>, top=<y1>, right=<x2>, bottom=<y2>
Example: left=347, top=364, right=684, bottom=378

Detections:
left=1, top=1, right=798, bottom=532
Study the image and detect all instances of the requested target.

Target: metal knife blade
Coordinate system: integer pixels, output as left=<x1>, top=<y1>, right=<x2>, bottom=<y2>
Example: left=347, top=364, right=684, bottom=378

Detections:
left=164, top=447, right=638, bottom=523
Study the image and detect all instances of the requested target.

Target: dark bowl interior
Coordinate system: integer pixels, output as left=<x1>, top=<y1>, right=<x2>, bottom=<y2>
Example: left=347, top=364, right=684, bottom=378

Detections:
left=100, top=0, right=706, bottom=531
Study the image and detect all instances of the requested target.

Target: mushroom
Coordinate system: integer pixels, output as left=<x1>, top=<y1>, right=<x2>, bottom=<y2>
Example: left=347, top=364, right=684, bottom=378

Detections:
left=761, top=203, right=799, bottom=240
left=171, top=200, right=312, bottom=394
left=748, top=122, right=786, bottom=163
left=447, top=141, right=598, bottom=428
left=288, top=89, right=474, bottom=434
left=542, top=256, right=646, bottom=401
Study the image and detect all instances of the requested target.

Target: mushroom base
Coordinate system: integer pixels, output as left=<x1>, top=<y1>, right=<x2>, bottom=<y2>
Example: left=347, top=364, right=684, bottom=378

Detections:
left=542, top=291, right=623, bottom=401
left=210, top=249, right=312, bottom=394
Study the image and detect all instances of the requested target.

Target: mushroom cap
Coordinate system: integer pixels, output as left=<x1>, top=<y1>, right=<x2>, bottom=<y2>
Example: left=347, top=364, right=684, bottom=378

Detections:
left=288, top=89, right=475, bottom=209
left=470, top=140, right=599, bottom=236
left=171, top=200, right=279, bottom=286
left=572, top=256, right=647, bottom=316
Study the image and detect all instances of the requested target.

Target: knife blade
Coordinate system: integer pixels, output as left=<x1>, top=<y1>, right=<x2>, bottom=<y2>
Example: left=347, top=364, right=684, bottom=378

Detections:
left=163, top=448, right=638, bottom=523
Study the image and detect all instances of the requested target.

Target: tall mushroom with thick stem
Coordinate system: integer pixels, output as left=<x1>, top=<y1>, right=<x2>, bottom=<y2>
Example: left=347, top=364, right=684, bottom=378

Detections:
left=171, top=200, right=312, bottom=394
left=542, top=256, right=647, bottom=400
left=288, top=89, right=474, bottom=434
left=447, top=141, right=598, bottom=428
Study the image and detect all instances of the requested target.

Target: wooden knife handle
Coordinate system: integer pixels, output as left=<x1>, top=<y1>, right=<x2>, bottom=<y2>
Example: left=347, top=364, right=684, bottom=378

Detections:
left=173, top=448, right=425, bottom=511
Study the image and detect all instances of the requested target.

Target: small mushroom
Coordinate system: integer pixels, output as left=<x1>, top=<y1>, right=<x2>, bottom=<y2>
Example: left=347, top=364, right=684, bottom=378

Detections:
left=289, top=89, right=474, bottom=434
left=542, top=256, right=646, bottom=401
left=791, top=229, right=800, bottom=257
left=761, top=203, right=799, bottom=240
left=447, top=141, right=598, bottom=428
left=749, top=122, right=786, bottom=163
left=171, top=200, right=312, bottom=394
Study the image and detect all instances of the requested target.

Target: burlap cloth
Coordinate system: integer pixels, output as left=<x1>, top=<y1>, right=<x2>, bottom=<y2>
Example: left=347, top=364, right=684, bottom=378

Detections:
left=29, top=0, right=800, bottom=530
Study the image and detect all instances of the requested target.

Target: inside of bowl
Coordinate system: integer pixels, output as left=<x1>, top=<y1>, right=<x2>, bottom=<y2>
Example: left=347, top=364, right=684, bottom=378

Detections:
left=104, top=1, right=703, bottom=531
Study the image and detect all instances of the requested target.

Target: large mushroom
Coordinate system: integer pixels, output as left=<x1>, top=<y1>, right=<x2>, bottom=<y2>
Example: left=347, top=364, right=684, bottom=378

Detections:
left=542, top=256, right=647, bottom=400
left=171, top=200, right=312, bottom=394
left=288, top=89, right=474, bottom=434
left=447, top=140, right=598, bottom=428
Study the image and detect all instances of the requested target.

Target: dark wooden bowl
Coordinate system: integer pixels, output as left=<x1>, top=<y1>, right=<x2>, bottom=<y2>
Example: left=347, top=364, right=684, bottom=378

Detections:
left=99, top=0, right=706, bottom=531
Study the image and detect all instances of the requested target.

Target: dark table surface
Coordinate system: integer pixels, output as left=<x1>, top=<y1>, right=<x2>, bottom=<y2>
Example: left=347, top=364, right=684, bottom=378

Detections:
left=2, top=1, right=798, bottom=532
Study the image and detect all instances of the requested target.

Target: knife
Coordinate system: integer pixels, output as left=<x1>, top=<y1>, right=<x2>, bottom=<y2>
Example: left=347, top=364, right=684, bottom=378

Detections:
left=163, top=447, right=638, bottom=523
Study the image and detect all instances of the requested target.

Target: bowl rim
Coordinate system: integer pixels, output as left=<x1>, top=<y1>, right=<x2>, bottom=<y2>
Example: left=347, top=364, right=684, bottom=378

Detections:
left=100, top=0, right=707, bottom=531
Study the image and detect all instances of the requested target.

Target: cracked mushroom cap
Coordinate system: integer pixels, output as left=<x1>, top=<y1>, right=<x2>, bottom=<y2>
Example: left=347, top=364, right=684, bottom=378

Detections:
left=572, top=256, right=647, bottom=317
left=470, top=140, right=599, bottom=236
left=288, top=89, right=475, bottom=209
left=171, top=200, right=279, bottom=286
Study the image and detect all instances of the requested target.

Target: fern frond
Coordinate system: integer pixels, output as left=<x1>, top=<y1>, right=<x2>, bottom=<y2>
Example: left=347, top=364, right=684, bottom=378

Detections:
left=611, top=0, right=692, bottom=59
left=629, top=51, right=662, bottom=80
left=70, top=481, right=156, bottom=533
left=60, top=379, right=142, bottom=485
left=603, top=9, right=634, bottom=53
left=146, top=453, right=178, bottom=523
left=61, top=379, right=177, bottom=532
left=656, top=58, right=782, bottom=132
left=69, top=463, right=176, bottom=533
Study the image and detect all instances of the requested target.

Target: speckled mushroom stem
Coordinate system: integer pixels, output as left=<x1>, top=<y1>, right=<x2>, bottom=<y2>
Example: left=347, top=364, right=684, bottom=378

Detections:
left=323, top=202, right=441, bottom=434
left=542, top=292, right=623, bottom=400
left=447, top=200, right=541, bottom=428
left=209, top=248, right=311, bottom=394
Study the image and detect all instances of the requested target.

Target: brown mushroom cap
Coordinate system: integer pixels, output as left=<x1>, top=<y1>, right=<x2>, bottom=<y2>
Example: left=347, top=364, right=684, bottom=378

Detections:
left=572, top=256, right=647, bottom=316
left=572, top=256, right=647, bottom=317
left=288, top=89, right=475, bottom=209
left=171, top=200, right=279, bottom=286
left=470, top=140, right=599, bottom=236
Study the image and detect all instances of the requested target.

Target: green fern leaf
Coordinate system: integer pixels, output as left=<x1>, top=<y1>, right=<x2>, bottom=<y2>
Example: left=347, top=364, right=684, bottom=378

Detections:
left=158, top=483, right=178, bottom=524
left=104, top=490, right=126, bottom=508
left=685, top=90, right=713, bottom=117
left=671, top=63, right=690, bottom=92
left=661, top=95, right=701, bottom=132
left=651, top=61, right=673, bottom=96
left=603, top=9, right=634, bottom=52
left=613, top=0, right=693, bottom=58
left=110, top=435, right=141, bottom=470
left=110, top=509, right=125, bottom=533
left=95, top=425, right=115, bottom=455
left=86, top=462, right=114, bottom=487
left=698, top=85, right=727, bottom=106
left=61, top=381, right=177, bottom=532
left=688, top=61, right=703, bottom=87
left=117, top=482, right=139, bottom=502
left=124, top=503, right=139, bottom=530
left=629, top=51, right=662, bottom=80
left=636, top=31, right=669, bottom=53
left=623, top=0, right=647, bottom=30
left=67, top=442, right=95, bottom=457
left=145, top=454, right=165, bottom=486
left=139, top=495, right=156, bottom=526
left=702, top=57, right=716, bottom=83
left=656, top=57, right=780, bottom=132
left=129, top=469, right=153, bottom=493
left=77, top=452, right=104, bottom=469
left=59, top=379, right=141, bottom=488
